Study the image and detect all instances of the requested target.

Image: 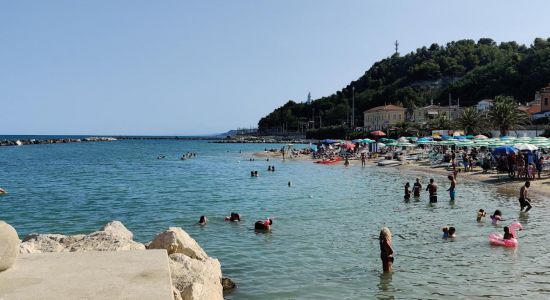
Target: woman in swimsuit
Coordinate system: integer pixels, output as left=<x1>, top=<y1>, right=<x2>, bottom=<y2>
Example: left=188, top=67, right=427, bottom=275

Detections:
left=379, top=227, right=394, bottom=273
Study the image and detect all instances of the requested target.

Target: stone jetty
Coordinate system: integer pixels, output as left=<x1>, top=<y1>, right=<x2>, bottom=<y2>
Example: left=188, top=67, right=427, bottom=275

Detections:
left=0, top=136, right=117, bottom=147
left=1, top=221, right=228, bottom=300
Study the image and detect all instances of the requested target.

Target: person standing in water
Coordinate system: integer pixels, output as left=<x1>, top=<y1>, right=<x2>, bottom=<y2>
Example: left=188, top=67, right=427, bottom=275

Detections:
left=426, top=178, right=438, bottom=203
left=413, top=178, right=422, bottom=198
left=404, top=182, right=411, bottom=200
left=344, top=157, right=349, bottom=166
left=361, top=152, right=366, bottom=167
left=519, top=181, right=532, bottom=212
left=379, top=227, right=394, bottom=273
left=447, top=175, right=456, bottom=201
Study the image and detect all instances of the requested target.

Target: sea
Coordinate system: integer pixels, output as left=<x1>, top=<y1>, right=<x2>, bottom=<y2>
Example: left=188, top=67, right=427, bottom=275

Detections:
left=1, top=137, right=549, bottom=299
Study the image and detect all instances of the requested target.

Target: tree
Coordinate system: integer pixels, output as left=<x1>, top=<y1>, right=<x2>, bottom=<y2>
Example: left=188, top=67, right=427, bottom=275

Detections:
left=456, top=107, right=487, bottom=134
left=488, top=96, right=530, bottom=136
left=391, top=121, right=419, bottom=137
left=427, top=116, right=452, bottom=131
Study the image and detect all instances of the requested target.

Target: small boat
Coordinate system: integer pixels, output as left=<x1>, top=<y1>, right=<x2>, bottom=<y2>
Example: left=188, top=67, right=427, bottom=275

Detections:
left=377, top=160, right=401, bottom=167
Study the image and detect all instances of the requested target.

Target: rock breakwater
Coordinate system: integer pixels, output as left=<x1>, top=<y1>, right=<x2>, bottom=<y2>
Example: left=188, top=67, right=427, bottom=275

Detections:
left=18, top=221, right=226, bottom=300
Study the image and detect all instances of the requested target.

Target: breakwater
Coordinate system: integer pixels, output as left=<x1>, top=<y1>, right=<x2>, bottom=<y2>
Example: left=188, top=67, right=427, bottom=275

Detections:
left=0, top=137, right=117, bottom=147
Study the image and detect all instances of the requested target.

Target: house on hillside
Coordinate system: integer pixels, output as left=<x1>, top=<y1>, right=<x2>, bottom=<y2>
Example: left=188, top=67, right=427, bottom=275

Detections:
left=363, top=105, right=405, bottom=131
left=532, top=83, right=550, bottom=120
left=476, top=99, right=493, bottom=112
left=411, top=104, right=464, bottom=124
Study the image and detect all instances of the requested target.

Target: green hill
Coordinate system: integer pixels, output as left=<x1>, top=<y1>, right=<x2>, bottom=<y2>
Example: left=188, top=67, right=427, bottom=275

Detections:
left=258, top=38, right=550, bottom=132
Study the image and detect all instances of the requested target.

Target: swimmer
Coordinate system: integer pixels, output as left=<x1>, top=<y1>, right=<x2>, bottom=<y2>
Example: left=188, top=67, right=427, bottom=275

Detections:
left=426, top=178, right=438, bottom=203
left=379, top=227, right=394, bottom=273
left=288, top=181, right=291, bottom=187
left=442, top=227, right=449, bottom=239
left=404, top=182, right=411, bottom=200
left=447, top=175, right=456, bottom=201
left=476, top=209, right=486, bottom=222
left=271, top=166, right=275, bottom=172
left=413, top=178, right=422, bottom=197
left=490, top=210, right=504, bottom=225
left=268, top=166, right=272, bottom=171
left=225, top=212, right=241, bottom=222
left=503, top=226, right=513, bottom=240
left=254, top=218, right=272, bottom=230
left=251, top=171, right=255, bottom=177
left=255, top=171, right=259, bottom=177
left=519, top=181, right=532, bottom=212
left=0, top=187, right=6, bottom=194
left=448, top=227, right=456, bottom=238
left=198, top=216, right=207, bottom=225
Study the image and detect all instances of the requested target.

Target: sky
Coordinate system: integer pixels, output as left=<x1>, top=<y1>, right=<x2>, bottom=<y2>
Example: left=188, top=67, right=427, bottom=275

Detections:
left=1, top=0, right=550, bottom=135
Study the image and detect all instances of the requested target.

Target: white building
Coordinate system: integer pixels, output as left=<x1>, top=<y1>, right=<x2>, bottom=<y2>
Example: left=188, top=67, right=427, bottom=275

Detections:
left=476, top=99, right=493, bottom=112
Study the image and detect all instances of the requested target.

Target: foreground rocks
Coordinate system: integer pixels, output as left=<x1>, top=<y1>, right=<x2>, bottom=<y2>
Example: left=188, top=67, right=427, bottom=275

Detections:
left=17, top=221, right=227, bottom=300
left=0, top=221, right=19, bottom=271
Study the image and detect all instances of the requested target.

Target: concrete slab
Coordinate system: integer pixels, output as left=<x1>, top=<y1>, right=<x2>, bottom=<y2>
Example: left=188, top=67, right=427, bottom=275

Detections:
left=0, top=250, right=173, bottom=300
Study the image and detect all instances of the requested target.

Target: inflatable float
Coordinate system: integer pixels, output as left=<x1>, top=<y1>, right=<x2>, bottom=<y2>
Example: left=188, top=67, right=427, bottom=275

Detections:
left=488, top=222, right=522, bottom=247
left=314, top=157, right=343, bottom=164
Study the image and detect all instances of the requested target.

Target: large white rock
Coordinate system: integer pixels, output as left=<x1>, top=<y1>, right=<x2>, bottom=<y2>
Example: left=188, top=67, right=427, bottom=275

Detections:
left=18, top=221, right=144, bottom=253
left=0, top=221, right=19, bottom=271
left=169, top=253, right=223, bottom=300
left=99, top=221, right=134, bottom=241
left=148, top=227, right=208, bottom=260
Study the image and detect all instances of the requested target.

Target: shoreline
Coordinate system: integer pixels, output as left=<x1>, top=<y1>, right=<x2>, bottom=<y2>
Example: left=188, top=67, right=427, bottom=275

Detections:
left=252, top=150, right=550, bottom=199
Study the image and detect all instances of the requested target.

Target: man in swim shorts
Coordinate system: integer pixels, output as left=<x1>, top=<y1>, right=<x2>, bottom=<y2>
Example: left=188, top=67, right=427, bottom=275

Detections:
left=426, top=178, right=437, bottom=203
left=413, top=178, right=422, bottom=197
left=519, top=181, right=532, bottom=212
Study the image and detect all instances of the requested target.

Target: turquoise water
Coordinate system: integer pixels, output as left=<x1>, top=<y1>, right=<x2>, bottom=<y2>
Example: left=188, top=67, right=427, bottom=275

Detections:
left=1, top=140, right=549, bottom=299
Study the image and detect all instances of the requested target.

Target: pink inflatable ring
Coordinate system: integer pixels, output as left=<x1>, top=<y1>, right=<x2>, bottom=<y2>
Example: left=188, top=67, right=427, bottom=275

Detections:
left=488, top=222, right=522, bottom=247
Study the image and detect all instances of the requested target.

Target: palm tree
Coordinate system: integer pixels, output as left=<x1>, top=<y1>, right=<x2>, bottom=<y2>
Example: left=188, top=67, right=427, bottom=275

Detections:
left=391, top=121, right=418, bottom=137
left=456, top=107, right=487, bottom=135
left=488, top=96, right=530, bottom=136
left=427, top=115, right=451, bottom=131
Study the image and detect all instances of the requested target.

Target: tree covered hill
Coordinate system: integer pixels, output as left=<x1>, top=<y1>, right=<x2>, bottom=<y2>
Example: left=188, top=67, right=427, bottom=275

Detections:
left=258, top=38, right=550, bottom=132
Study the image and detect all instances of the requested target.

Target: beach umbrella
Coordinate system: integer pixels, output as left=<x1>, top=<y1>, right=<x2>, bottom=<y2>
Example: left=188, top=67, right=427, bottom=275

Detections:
left=371, top=130, right=386, bottom=137
left=492, top=145, right=518, bottom=155
left=397, top=137, right=408, bottom=143
left=453, top=136, right=467, bottom=140
left=362, top=138, right=375, bottom=143
left=408, top=137, right=418, bottom=142
left=352, top=139, right=363, bottom=143
left=377, top=142, right=386, bottom=148
left=474, top=134, right=488, bottom=139
left=465, top=135, right=475, bottom=139
left=321, top=139, right=337, bottom=144
left=514, top=143, right=538, bottom=151
left=342, top=143, right=356, bottom=150
left=397, top=142, right=415, bottom=147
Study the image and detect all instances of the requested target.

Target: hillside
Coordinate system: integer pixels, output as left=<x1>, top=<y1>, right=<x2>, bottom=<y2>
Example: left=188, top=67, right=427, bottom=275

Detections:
left=258, top=38, right=550, bottom=132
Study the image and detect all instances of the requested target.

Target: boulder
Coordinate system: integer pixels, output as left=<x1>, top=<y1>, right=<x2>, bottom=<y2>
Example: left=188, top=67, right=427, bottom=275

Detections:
left=169, top=253, right=222, bottom=300
left=221, top=277, right=236, bottom=291
left=99, top=221, right=133, bottom=241
left=0, top=221, right=19, bottom=271
left=148, top=227, right=207, bottom=260
left=67, top=232, right=145, bottom=252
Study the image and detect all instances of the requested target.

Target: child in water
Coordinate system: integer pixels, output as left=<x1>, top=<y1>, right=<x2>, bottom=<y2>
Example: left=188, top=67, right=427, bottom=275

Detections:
left=490, top=210, right=504, bottom=225
left=448, top=227, right=456, bottom=238
left=476, top=209, right=486, bottom=222
left=404, top=182, right=411, bottom=200
left=198, top=216, right=207, bottom=225
left=503, top=226, right=513, bottom=240
left=442, top=227, right=449, bottom=239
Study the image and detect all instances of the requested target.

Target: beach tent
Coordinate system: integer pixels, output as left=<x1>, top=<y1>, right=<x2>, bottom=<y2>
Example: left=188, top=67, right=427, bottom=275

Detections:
left=514, top=144, right=538, bottom=151
left=492, top=146, right=518, bottom=155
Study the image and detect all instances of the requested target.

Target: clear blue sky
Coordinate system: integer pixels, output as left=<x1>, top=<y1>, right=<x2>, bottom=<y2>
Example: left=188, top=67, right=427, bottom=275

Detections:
left=1, top=0, right=549, bottom=135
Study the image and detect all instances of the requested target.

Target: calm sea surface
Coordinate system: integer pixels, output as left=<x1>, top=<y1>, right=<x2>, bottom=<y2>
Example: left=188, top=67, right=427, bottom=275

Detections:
left=1, top=140, right=549, bottom=299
